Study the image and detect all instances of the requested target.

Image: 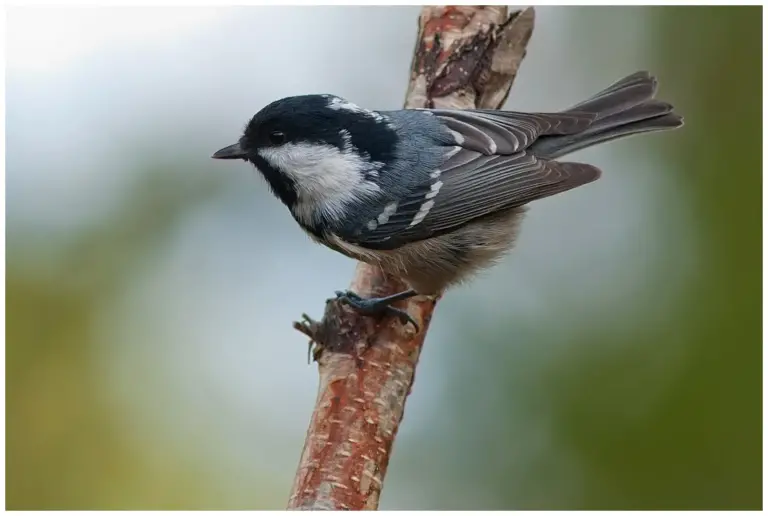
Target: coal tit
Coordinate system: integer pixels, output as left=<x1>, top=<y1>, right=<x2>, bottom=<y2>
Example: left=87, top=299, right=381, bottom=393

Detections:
left=212, top=71, right=683, bottom=328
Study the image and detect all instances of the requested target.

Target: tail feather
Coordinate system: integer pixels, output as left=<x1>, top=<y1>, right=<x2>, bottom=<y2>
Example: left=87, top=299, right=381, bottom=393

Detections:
left=531, top=71, right=683, bottom=160
left=567, top=71, right=657, bottom=117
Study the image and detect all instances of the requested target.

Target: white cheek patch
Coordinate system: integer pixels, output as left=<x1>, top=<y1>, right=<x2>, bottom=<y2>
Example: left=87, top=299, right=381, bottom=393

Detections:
left=258, top=143, right=380, bottom=225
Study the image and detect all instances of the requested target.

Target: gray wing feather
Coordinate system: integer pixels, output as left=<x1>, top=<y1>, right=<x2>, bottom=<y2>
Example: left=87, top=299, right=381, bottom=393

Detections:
left=429, top=109, right=597, bottom=154
left=340, top=107, right=603, bottom=249
left=349, top=145, right=600, bottom=249
left=341, top=71, right=679, bottom=249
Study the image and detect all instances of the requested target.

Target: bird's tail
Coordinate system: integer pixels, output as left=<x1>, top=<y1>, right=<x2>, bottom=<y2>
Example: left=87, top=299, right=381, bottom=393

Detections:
left=530, top=71, right=684, bottom=160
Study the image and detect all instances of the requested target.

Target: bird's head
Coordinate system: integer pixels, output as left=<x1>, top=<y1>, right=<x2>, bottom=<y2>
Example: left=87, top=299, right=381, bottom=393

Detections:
left=212, top=94, right=398, bottom=223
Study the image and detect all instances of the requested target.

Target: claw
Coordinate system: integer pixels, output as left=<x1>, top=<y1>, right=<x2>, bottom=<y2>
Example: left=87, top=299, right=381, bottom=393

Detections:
left=384, top=306, right=420, bottom=331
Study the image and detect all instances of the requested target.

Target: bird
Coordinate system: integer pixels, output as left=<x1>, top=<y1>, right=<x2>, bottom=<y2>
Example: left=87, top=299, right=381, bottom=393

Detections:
left=212, top=71, right=683, bottom=329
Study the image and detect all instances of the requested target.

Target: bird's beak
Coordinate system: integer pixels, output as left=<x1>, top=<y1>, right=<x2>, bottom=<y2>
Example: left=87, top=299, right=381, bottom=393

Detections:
left=211, top=142, right=247, bottom=160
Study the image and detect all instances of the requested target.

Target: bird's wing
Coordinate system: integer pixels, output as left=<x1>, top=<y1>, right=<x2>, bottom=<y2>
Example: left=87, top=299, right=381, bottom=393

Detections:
left=425, top=109, right=597, bottom=154
left=336, top=75, right=667, bottom=249
left=340, top=146, right=600, bottom=250
left=335, top=109, right=602, bottom=250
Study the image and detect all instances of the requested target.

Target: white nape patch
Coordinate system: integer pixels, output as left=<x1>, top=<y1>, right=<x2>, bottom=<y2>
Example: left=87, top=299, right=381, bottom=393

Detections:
left=327, top=96, right=387, bottom=123
left=258, top=142, right=380, bottom=225
left=425, top=181, right=443, bottom=200
left=449, top=129, right=465, bottom=145
left=377, top=201, right=398, bottom=225
left=409, top=200, right=435, bottom=227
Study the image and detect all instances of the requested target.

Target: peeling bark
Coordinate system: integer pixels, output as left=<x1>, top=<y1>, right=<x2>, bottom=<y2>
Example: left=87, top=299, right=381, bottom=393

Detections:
left=288, top=6, right=535, bottom=510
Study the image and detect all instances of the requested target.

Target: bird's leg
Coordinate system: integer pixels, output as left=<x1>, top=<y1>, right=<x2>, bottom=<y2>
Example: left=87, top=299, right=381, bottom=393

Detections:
left=334, top=288, right=419, bottom=331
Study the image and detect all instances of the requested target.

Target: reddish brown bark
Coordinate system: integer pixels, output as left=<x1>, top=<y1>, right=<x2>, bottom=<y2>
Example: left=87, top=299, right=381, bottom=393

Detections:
left=288, top=6, right=535, bottom=510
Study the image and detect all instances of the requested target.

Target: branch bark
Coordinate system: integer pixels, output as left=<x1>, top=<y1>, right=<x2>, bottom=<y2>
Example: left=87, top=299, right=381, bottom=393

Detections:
left=288, top=6, right=535, bottom=510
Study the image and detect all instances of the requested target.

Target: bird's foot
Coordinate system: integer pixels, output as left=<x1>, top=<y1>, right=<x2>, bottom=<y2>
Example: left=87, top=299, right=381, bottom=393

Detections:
left=334, top=289, right=419, bottom=331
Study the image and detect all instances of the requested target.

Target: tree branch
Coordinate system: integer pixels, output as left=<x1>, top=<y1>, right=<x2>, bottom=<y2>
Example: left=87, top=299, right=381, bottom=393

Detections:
left=287, top=6, right=535, bottom=510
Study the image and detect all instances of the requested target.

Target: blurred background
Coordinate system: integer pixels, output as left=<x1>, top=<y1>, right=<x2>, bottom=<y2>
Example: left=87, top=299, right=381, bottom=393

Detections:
left=6, top=5, right=761, bottom=510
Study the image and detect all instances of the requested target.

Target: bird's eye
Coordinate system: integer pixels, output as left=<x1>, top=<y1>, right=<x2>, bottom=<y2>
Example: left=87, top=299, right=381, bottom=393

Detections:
left=268, top=131, right=286, bottom=145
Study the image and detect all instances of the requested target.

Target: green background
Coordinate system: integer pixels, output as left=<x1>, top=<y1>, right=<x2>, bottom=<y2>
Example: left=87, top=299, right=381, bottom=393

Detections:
left=6, top=5, right=762, bottom=510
